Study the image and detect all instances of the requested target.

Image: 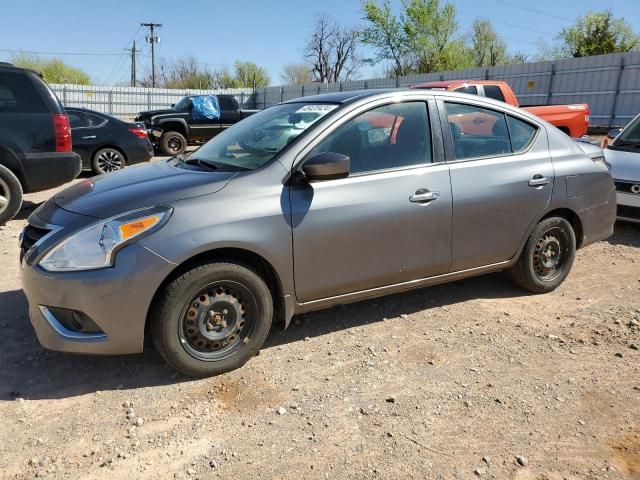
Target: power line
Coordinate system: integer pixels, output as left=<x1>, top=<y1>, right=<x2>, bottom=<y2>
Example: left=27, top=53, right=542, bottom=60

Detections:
left=458, top=11, right=555, bottom=36
left=493, top=0, right=573, bottom=22
left=0, top=48, right=122, bottom=56
left=105, top=26, right=143, bottom=86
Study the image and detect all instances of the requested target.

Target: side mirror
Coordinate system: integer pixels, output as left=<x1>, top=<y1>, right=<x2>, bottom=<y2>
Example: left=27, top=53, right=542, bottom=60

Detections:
left=300, top=152, right=350, bottom=182
left=607, top=128, right=621, bottom=140
left=171, top=103, right=175, bottom=108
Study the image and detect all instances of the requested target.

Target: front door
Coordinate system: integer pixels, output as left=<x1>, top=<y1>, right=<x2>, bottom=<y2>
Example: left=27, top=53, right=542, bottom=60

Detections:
left=290, top=100, right=452, bottom=303
left=441, top=99, right=553, bottom=271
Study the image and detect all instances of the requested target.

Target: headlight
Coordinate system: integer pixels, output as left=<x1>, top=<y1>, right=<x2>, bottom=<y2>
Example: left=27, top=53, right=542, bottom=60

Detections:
left=39, top=206, right=172, bottom=272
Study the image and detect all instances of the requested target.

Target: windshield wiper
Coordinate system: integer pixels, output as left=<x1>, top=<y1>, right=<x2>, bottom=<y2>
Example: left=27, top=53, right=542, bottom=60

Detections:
left=183, top=157, right=219, bottom=171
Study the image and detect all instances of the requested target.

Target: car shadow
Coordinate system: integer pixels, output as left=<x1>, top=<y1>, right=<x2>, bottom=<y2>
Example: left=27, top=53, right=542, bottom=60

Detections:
left=13, top=200, right=42, bottom=220
left=264, top=271, right=525, bottom=349
left=0, top=289, right=184, bottom=402
left=606, top=221, right=640, bottom=248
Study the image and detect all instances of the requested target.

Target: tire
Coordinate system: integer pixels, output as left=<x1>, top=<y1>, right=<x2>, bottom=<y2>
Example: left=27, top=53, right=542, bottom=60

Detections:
left=0, top=164, right=23, bottom=224
left=92, top=148, right=126, bottom=175
left=160, top=131, right=187, bottom=156
left=151, top=261, right=273, bottom=378
left=509, top=216, right=576, bottom=293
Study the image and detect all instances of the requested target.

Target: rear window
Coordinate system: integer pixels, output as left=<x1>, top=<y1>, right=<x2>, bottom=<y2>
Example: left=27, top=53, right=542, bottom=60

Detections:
left=484, top=85, right=506, bottom=102
left=507, top=115, right=537, bottom=152
left=0, top=71, right=48, bottom=113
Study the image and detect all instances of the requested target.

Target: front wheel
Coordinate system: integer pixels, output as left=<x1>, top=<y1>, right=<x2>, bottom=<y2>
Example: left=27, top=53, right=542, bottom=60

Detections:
left=151, top=262, right=273, bottom=377
left=509, top=216, right=576, bottom=293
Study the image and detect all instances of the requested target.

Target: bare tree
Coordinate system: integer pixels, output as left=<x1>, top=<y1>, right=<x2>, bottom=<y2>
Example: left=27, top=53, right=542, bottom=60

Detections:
left=305, top=14, right=360, bottom=83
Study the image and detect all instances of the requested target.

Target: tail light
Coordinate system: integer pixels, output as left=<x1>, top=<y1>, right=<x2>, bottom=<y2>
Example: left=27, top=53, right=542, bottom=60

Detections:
left=128, top=127, right=148, bottom=140
left=53, top=114, right=72, bottom=152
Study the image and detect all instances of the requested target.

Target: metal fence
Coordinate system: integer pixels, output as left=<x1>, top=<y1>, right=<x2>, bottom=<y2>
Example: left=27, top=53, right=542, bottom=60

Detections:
left=49, top=84, right=256, bottom=121
left=254, top=52, right=640, bottom=128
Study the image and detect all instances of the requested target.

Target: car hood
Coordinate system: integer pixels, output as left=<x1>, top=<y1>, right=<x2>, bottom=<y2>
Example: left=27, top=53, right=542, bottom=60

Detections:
left=604, top=148, right=640, bottom=182
left=54, top=160, right=236, bottom=218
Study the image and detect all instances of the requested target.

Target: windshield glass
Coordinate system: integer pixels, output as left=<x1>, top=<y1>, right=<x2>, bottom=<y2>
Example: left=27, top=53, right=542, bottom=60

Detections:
left=174, top=97, right=192, bottom=110
left=188, top=103, right=339, bottom=170
left=616, top=115, right=640, bottom=145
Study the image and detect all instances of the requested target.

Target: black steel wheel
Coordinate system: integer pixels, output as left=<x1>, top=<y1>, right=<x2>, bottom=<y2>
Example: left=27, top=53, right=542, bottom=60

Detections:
left=160, top=131, right=187, bottom=156
left=151, top=261, right=273, bottom=377
left=92, top=148, right=125, bottom=174
left=509, top=216, right=576, bottom=293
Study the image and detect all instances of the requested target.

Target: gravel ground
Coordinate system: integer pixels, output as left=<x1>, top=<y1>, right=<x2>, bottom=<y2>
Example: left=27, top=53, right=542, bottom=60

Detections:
left=0, top=169, right=639, bottom=480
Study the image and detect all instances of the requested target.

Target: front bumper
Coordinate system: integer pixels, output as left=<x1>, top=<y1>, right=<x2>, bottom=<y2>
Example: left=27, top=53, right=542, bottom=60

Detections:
left=21, top=242, right=175, bottom=355
left=19, top=151, right=82, bottom=193
left=616, top=191, right=640, bottom=223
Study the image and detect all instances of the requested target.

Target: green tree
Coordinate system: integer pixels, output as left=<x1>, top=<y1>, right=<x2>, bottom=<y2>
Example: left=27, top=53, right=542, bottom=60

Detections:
left=361, top=0, right=470, bottom=76
left=559, top=10, right=640, bottom=57
left=470, top=20, right=508, bottom=67
left=280, top=63, right=313, bottom=85
left=10, top=52, right=90, bottom=85
left=233, top=61, right=270, bottom=90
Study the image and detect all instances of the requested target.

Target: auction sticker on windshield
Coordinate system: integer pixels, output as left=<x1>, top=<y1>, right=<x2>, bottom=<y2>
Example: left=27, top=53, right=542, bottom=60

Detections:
left=296, top=104, right=339, bottom=113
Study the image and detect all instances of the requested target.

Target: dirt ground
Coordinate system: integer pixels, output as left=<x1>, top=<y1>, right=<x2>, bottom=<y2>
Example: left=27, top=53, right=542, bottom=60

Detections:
left=0, top=173, right=639, bottom=480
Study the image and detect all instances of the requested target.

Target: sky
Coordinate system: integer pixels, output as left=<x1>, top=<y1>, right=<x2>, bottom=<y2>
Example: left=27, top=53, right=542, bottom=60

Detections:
left=0, top=0, right=638, bottom=86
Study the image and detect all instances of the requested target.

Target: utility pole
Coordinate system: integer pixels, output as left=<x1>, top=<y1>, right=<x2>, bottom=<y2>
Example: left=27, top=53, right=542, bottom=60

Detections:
left=127, top=40, right=139, bottom=87
left=141, top=22, right=162, bottom=87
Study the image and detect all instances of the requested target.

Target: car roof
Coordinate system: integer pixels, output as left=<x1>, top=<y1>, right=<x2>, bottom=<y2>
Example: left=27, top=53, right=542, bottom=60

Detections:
left=412, top=80, right=498, bottom=89
left=283, top=89, right=396, bottom=105
left=0, top=62, right=43, bottom=78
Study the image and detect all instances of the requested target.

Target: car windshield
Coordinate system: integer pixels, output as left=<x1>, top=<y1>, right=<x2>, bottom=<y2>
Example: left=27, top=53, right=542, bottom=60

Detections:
left=615, top=115, right=640, bottom=147
left=187, top=103, right=339, bottom=170
left=174, top=97, right=192, bottom=110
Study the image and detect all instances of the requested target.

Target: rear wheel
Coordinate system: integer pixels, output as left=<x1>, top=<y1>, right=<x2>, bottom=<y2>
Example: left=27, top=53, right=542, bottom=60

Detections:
left=0, top=164, right=23, bottom=224
left=151, top=261, right=273, bottom=377
left=509, top=216, right=576, bottom=293
left=92, top=148, right=126, bottom=174
left=160, top=131, right=187, bottom=156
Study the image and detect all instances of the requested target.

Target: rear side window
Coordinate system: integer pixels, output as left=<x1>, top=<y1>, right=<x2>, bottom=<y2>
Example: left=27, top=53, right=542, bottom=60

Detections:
left=507, top=115, right=537, bottom=152
left=0, top=72, right=48, bottom=113
left=454, top=85, right=478, bottom=95
left=484, top=85, right=506, bottom=102
left=87, top=113, right=107, bottom=127
left=445, top=102, right=538, bottom=160
left=310, top=101, right=432, bottom=174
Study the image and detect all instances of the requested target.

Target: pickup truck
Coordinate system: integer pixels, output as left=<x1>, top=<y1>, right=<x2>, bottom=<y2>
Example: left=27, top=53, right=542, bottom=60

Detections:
left=135, top=94, right=258, bottom=156
left=412, top=80, right=590, bottom=138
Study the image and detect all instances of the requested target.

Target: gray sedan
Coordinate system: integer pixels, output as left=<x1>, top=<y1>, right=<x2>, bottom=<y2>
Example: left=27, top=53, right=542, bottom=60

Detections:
left=604, top=114, right=640, bottom=223
left=20, top=89, right=616, bottom=377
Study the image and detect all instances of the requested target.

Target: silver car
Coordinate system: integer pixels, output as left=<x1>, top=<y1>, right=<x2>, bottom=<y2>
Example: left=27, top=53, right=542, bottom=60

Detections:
left=20, top=89, right=616, bottom=377
left=604, top=114, right=640, bottom=223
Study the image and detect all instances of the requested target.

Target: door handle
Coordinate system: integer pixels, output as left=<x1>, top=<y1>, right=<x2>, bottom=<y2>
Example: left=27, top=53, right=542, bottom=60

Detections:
left=81, top=135, right=97, bottom=139
left=528, top=175, right=550, bottom=187
left=410, top=189, right=440, bottom=203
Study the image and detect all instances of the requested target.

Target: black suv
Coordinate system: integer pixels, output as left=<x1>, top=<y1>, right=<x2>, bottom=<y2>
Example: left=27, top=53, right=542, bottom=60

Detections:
left=0, top=63, right=81, bottom=223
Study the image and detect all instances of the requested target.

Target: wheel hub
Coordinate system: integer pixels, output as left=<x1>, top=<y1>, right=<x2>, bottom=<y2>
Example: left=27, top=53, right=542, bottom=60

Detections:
left=533, top=229, right=566, bottom=281
left=180, top=285, right=249, bottom=359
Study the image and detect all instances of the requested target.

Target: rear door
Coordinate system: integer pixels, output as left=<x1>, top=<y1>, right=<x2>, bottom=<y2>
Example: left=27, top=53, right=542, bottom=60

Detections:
left=69, top=110, right=106, bottom=167
left=439, top=98, right=553, bottom=271
left=290, top=98, right=452, bottom=302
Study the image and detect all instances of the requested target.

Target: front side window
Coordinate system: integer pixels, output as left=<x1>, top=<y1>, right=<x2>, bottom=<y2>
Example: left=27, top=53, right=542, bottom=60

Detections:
left=218, top=96, right=236, bottom=110
left=67, top=111, right=89, bottom=129
left=186, top=103, right=338, bottom=171
left=310, top=102, right=431, bottom=174
left=174, top=97, right=192, bottom=111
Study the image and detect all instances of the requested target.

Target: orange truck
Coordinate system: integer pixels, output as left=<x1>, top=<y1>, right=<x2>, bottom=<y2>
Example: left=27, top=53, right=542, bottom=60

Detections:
left=412, top=80, right=590, bottom=138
